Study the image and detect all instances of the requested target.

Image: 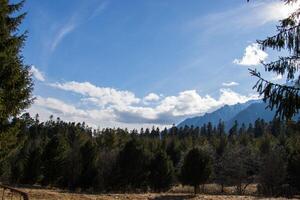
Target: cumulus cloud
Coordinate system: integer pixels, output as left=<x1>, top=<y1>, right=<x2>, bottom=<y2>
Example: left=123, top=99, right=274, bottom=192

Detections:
left=143, top=93, right=160, bottom=103
left=103, top=89, right=257, bottom=125
left=50, top=81, right=140, bottom=107
left=30, top=65, right=45, bottom=81
left=29, top=96, right=116, bottom=128
left=222, top=82, right=239, bottom=87
left=262, top=1, right=300, bottom=23
left=30, top=80, right=258, bottom=127
left=233, top=43, right=268, bottom=66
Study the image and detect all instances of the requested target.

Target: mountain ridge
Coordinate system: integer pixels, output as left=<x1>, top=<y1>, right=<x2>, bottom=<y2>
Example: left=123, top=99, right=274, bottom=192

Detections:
left=177, top=100, right=275, bottom=130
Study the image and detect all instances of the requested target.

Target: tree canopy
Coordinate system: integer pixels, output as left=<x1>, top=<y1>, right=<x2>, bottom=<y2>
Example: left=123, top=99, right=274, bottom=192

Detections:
left=249, top=0, right=300, bottom=120
left=0, top=0, right=33, bottom=127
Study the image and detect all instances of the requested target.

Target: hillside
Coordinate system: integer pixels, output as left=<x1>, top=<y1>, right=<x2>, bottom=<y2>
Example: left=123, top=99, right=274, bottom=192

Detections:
left=178, top=100, right=300, bottom=131
left=177, top=100, right=279, bottom=130
left=177, top=100, right=256, bottom=128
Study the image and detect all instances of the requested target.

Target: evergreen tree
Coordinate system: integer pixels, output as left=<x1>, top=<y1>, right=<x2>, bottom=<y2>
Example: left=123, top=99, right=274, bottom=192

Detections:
left=180, top=148, right=212, bottom=194
left=258, top=147, right=287, bottom=196
left=229, top=120, right=238, bottom=138
left=115, top=140, right=150, bottom=191
left=149, top=151, right=174, bottom=192
left=41, top=135, right=68, bottom=186
left=217, top=120, right=225, bottom=136
left=0, top=0, right=33, bottom=127
left=287, top=147, right=300, bottom=191
left=249, top=0, right=300, bottom=120
left=166, top=139, right=181, bottom=168
left=79, top=140, right=98, bottom=189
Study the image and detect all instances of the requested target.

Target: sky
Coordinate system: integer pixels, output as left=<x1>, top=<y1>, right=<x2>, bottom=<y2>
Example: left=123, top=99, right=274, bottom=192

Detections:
left=18, top=0, right=298, bottom=129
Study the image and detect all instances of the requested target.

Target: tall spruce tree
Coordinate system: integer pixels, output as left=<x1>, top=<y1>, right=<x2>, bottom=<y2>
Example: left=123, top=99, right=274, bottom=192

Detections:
left=248, top=0, right=300, bottom=120
left=0, top=0, right=33, bottom=128
left=180, top=148, right=212, bottom=194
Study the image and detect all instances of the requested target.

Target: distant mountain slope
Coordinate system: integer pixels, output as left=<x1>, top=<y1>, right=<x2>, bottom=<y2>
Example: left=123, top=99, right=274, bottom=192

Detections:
left=225, top=102, right=275, bottom=129
left=178, top=100, right=299, bottom=131
left=177, top=100, right=257, bottom=128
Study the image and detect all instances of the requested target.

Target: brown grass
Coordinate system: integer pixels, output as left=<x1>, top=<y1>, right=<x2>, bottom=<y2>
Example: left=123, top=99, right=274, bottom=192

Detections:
left=0, top=185, right=298, bottom=200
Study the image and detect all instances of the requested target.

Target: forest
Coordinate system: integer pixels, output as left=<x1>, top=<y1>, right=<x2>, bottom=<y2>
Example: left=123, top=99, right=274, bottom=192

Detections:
left=1, top=0, right=300, bottom=198
left=0, top=114, right=300, bottom=197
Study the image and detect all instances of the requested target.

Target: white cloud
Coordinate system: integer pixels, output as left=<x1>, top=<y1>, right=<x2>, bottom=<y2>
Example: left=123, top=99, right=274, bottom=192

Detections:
left=233, top=43, right=268, bottom=66
left=143, top=93, right=160, bottom=103
left=262, top=1, right=300, bottom=23
left=218, top=89, right=257, bottom=106
left=28, top=96, right=116, bottom=128
left=29, top=80, right=258, bottom=127
left=109, top=89, right=258, bottom=125
left=222, top=81, right=239, bottom=87
left=30, top=65, right=45, bottom=82
left=50, top=81, right=140, bottom=107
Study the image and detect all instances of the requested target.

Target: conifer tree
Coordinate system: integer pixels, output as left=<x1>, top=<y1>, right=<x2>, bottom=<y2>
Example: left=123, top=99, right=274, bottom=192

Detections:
left=180, top=148, right=212, bottom=194
left=149, top=151, right=174, bottom=192
left=0, top=0, right=33, bottom=127
left=249, top=0, right=300, bottom=120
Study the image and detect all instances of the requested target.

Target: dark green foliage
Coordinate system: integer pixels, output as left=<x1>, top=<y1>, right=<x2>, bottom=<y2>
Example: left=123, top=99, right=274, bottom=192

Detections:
left=79, top=141, right=98, bottom=189
left=221, top=145, right=258, bottom=194
left=114, top=140, right=150, bottom=191
left=0, top=113, right=299, bottom=196
left=166, top=139, right=181, bottom=167
left=149, top=151, right=174, bottom=192
left=229, top=120, right=238, bottom=138
left=41, top=135, right=68, bottom=186
left=180, top=148, right=212, bottom=194
left=258, top=147, right=287, bottom=196
left=288, top=152, right=300, bottom=191
left=0, top=0, right=33, bottom=127
left=249, top=0, right=300, bottom=120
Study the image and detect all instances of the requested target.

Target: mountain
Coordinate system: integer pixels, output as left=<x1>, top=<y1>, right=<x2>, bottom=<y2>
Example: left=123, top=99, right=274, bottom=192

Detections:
left=177, top=100, right=258, bottom=129
left=178, top=100, right=300, bottom=131
left=225, top=102, right=275, bottom=129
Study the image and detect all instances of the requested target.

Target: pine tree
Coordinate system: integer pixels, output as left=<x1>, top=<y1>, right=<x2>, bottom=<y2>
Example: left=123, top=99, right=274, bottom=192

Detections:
left=0, top=0, right=33, bottom=127
left=115, top=140, right=150, bottom=191
left=149, top=151, right=174, bottom=192
left=180, top=148, right=212, bottom=194
left=249, top=0, right=300, bottom=120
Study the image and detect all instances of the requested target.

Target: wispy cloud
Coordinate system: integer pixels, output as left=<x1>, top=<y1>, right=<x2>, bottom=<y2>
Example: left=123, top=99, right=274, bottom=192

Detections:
left=222, top=81, right=239, bottom=87
left=30, top=65, right=45, bottom=81
left=88, top=1, right=109, bottom=21
left=49, top=1, right=109, bottom=52
left=50, top=21, right=76, bottom=52
left=233, top=43, right=268, bottom=66
left=187, top=1, right=299, bottom=34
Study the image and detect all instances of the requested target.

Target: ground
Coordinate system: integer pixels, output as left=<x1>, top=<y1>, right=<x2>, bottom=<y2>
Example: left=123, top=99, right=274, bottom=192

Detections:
left=1, top=185, right=298, bottom=200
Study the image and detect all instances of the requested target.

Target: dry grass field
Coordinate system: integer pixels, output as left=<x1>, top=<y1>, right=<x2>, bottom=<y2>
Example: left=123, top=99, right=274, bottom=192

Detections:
left=1, top=185, right=299, bottom=200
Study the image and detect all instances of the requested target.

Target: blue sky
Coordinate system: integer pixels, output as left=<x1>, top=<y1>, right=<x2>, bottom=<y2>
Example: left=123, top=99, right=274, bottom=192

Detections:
left=20, top=0, right=297, bottom=128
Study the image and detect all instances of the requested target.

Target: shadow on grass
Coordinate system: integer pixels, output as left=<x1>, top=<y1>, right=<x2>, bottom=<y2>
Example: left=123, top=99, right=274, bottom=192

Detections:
left=150, top=194, right=195, bottom=200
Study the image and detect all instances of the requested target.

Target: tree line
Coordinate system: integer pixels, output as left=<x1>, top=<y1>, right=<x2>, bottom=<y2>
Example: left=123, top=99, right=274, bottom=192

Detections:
left=0, top=114, right=300, bottom=197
